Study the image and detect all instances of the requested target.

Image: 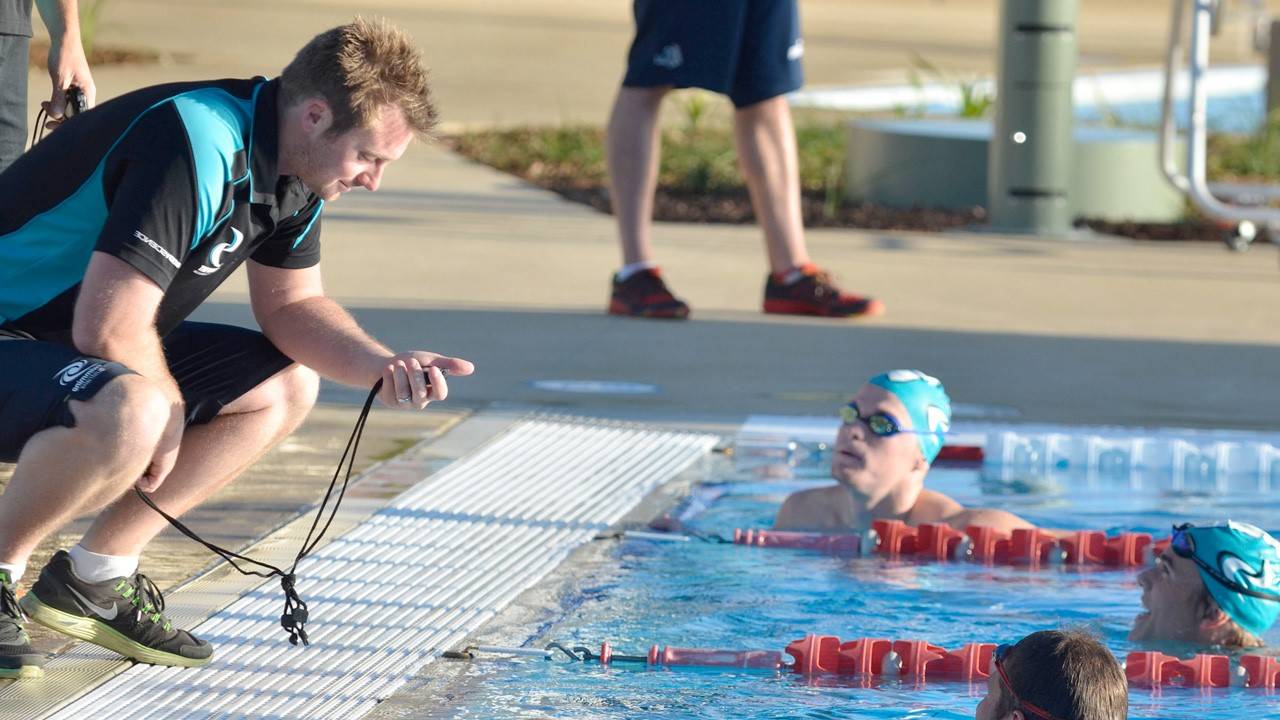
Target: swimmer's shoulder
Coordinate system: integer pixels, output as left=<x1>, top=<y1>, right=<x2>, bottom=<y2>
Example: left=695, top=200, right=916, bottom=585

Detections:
left=905, top=489, right=967, bottom=527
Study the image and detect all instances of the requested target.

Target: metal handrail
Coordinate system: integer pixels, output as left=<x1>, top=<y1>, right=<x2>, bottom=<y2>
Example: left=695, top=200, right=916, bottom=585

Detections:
left=1160, top=0, right=1280, bottom=241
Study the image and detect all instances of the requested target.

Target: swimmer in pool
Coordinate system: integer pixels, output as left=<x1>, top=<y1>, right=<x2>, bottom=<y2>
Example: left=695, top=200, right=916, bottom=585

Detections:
left=975, top=629, right=1127, bottom=720
left=773, top=370, right=1036, bottom=534
left=1131, top=520, right=1280, bottom=648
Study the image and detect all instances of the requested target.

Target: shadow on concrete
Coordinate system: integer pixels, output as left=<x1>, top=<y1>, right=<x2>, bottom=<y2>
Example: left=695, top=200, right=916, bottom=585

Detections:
left=191, top=301, right=1280, bottom=430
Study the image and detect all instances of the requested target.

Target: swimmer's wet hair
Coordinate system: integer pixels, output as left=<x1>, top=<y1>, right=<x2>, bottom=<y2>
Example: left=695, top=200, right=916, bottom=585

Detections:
left=996, top=629, right=1127, bottom=720
left=281, top=16, right=437, bottom=138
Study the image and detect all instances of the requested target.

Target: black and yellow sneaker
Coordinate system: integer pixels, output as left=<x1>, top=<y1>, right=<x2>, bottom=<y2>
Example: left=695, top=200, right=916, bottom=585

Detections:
left=19, top=551, right=212, bottom=667
left=0, top=571, right=44, bottom=679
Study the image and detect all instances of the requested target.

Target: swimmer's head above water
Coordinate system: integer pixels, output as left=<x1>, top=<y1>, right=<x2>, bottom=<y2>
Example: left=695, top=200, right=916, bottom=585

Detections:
left=1131, top=520, right=1280, bottom=648
left=833, top=370, right=951, bottom=506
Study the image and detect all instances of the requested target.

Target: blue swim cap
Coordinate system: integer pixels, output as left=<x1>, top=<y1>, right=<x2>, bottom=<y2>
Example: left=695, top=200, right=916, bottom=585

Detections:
left=867, top=370, right=951, bottom=464
left=1180, top=521, right=1280, bottom=637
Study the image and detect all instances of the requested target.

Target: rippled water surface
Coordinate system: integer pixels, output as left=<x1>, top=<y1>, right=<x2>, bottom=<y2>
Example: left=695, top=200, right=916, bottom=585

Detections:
left=377, top=458, right=1280, bottom=719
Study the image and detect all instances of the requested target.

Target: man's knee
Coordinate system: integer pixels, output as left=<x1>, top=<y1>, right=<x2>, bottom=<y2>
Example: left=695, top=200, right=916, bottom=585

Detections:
left=279, top=364, right=320, bottom=417
left=72, top=374, right=170, bottom=458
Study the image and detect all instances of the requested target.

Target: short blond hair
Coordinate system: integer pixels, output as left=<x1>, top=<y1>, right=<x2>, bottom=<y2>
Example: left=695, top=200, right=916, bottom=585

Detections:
left=281, top=16, right=437, bottom=138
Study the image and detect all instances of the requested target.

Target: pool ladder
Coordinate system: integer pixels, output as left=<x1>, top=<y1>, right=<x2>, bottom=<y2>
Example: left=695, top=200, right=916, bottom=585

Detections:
left=1161, top=0, right=1280, bottom=250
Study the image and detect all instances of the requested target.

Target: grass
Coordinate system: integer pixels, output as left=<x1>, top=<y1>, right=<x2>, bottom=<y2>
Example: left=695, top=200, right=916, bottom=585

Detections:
left=449, top=119, right=848, bottom=201
left=446, top=91, right=1280, bottom=242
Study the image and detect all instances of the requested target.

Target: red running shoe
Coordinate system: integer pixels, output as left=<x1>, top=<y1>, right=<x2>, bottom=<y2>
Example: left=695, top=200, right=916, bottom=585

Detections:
left=763, top=264, right=884, bottom=318
left=608, top=268, right=691, bottom=319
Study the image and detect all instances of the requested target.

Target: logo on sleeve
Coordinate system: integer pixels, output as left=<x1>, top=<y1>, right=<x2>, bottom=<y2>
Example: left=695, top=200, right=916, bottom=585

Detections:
left=195, top=227, right=244, bottom=276
left=132, top=230, right=181, bottom=269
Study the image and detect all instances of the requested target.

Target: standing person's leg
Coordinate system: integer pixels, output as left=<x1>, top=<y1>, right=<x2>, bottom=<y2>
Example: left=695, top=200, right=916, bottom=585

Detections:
left=607, top=0, right=746, bottom=319
left=732, top=95, right=809, bottom=274
left=607, top=85, right=668, bottom=269
left=18, top=324, right=317, bottom=668
left=730, top=0, right=883, bottom=318
left=0, top=33, right=31, bottom=172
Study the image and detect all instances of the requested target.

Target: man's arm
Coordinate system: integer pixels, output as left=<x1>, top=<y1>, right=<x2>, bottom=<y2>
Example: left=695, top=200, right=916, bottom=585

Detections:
left=34, top=0, right=95, bottom=118
left=247, top=260, right=473, bottom=408
left=73, top=252, right=183, bottom=492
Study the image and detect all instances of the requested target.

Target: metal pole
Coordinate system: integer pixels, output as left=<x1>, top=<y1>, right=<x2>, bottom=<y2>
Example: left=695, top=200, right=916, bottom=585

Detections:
left=987, top=0, right=1079, bottom=235
left=1267, top=19, right=1280, bottom=120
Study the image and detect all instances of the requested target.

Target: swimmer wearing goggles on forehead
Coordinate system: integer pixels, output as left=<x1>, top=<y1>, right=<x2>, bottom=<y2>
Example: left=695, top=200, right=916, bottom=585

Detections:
left=774, top=370, right=1037, bottom=535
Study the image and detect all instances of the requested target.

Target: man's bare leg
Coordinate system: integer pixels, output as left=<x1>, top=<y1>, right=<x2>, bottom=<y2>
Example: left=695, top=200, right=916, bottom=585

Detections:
left=78, top=363, right=319, bottom=558
left=0, top=374, right=168, bottom=568
left=607, top=85, right=670, bottom=267
left=733, top=95, right=811, bottom=274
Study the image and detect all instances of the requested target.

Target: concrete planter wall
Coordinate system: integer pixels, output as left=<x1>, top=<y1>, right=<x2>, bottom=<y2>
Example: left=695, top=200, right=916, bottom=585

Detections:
left=844, top=118, right=1187, bottom=223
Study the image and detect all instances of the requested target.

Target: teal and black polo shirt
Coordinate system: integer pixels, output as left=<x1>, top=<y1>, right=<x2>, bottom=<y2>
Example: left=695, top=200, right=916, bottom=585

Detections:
left=0, top=76, right=323, bottom=343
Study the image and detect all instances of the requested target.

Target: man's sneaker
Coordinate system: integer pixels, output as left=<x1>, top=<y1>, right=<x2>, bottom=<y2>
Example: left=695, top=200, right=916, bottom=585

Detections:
left=0, top=571, right=44, bottom=679
left=19, top=551, right=212, bottom=667
left=608, top=268, right=691, bottom=319
left=763, top=264, right=885, bottom=318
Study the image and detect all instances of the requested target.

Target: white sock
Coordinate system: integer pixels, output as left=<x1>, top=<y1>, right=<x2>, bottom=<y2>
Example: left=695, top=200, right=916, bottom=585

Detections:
left=780, top=267, right=806, bottom=285
left=616, top=260, right=658, bottom=282
left=68, top=544, right=139, bottom=584
left=0, top=561, right=25, bottom=585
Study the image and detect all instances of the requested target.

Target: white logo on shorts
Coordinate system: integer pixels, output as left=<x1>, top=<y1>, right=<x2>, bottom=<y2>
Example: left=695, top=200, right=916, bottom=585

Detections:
left=787, top=39, right=805, bottom=61
left=53, top=359, right=108, bottom=391
left=654, top=44, right=683, bottom=70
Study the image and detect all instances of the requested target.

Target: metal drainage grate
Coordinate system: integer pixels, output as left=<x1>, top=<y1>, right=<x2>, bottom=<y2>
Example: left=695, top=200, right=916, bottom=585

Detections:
left=42, top=417, right=717, bottom=719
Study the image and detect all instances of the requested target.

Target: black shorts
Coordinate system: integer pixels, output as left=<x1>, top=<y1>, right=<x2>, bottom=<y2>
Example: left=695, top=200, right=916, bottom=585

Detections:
left=621, top=0, right=804, bottom=108
left=0, top=322, right=294, bottom=462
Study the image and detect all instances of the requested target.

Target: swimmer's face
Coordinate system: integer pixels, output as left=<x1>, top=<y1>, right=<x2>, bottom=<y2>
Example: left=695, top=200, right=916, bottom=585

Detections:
left=974, top=658, right=1015, bottom=720
left=832, top=384, right=928, bottom=503
left=1130, top=551, right=1212, bottom=643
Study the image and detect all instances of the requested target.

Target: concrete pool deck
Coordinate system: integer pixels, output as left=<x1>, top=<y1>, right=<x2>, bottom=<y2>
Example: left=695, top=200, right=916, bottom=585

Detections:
left=2, top=0, right=1278, bottom=713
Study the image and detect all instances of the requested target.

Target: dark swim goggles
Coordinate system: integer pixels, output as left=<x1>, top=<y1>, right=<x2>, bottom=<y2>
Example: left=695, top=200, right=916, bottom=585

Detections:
left=993, top=643, right=1067, bottom=720
left=839, top=402, right=936, bottom=438
left=1169, top=524, right=1280, bottom=602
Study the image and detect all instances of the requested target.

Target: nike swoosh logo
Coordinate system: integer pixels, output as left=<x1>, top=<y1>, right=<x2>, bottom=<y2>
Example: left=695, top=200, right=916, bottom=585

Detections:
left=66, top=586, right=117, bottom=621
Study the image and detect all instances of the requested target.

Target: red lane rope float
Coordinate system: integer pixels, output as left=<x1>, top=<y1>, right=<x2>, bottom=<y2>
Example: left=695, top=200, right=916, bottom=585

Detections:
left=732, top=521, right=1175, bottom=568
left=458, top=637, right=1280, bottom=689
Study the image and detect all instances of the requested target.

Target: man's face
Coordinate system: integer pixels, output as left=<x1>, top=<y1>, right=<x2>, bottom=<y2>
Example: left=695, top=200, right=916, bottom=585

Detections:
left=1130, top=551, right=1211, bottom=642
left=974, top=659, right=1016, bottom=720
left=831, top=384, right=926, bottom=504
left=294, top=102, right=413, bottom=201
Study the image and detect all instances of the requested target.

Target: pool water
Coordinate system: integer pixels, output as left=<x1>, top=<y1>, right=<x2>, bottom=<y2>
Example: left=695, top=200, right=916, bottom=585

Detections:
left=374, top=455, right=1280, bottom=719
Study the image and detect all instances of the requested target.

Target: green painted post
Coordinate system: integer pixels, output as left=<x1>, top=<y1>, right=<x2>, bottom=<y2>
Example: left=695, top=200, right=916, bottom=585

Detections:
left=987, top=0, right=1079, bottom=234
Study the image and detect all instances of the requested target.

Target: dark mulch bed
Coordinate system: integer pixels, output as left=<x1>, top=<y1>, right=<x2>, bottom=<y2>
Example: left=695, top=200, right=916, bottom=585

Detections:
left=29, top=41, right=159, bottom=68
left=544, top=182, right=1231, bottom=242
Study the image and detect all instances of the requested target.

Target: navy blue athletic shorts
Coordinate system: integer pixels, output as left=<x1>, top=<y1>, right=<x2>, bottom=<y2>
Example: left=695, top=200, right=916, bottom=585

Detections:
left=621, top=0, right=804, bottom=108
left=0, top=322, right=294, bottom=462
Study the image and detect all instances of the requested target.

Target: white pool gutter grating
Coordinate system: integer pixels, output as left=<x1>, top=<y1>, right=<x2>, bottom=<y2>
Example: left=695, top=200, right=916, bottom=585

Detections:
left=40, top=416, right=717, bottom=720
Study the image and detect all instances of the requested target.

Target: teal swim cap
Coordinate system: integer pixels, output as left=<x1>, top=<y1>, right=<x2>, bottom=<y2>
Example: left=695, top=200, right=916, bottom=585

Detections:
left=1179, top=521, right=1280, bottom=637
left=867, top=370, right=952, bottom=464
